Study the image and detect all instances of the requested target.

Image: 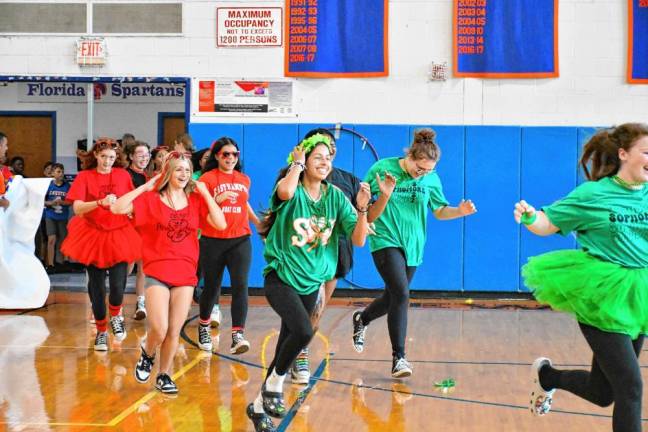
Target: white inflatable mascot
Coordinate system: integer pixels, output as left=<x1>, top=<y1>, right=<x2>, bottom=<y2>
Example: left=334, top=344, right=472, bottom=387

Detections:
left=0, top=176, right=52, bottom=308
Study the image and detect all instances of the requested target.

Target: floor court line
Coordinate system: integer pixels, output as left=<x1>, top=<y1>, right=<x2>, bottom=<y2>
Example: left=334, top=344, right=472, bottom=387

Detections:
left=179, top=315, right=648, bottom=423
left=278, top=358, right=329, bottom=432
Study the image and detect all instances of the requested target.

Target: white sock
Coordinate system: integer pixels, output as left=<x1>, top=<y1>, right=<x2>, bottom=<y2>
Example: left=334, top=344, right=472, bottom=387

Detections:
left=137, top=295, right=145, bottom=302
left=265, top=369, right=285, bottom=393
left=253, top=392, right=264, bottom=413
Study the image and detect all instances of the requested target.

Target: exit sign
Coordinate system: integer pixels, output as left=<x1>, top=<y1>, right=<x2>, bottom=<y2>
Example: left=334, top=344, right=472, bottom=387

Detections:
left=76, top=37, right=107, bottom=66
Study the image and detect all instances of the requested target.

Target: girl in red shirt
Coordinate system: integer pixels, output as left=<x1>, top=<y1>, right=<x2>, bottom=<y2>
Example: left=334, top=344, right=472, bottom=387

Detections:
left=112, top=152, right=226, bottom=394
left=197, top=137, right=260, bottom=355
left=61, top=138, right=141, bottom=351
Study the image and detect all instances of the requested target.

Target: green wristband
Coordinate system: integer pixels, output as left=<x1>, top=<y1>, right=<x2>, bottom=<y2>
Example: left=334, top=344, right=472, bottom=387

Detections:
left=520, top=212, right=537, bottom=225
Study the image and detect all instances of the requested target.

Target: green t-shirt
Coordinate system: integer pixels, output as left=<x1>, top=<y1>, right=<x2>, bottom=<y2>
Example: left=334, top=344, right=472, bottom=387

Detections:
left=263, top=182, right=358, bottom=294
left=365, top=157, right=449, bottom=266
left=544, top=176, right=648, bottom=268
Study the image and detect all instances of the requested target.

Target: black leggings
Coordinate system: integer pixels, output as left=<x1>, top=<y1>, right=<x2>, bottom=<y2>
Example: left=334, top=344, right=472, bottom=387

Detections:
left=540, top=323, right=644, bottom=432
left=360, top=248, right=416, bottom=358
left=199, top=236, right=251, bottom=328
left=86, top=262, right=128, bottom=321
left=264, top=271, right=318, bottom=377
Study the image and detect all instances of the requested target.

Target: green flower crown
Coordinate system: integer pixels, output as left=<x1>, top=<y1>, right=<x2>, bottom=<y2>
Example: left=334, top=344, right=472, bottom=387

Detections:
left=286, top=133, right=332, bottom=164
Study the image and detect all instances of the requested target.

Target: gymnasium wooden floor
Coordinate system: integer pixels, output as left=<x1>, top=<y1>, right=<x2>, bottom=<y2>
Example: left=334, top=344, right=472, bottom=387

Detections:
left=0, top=298, right=644, bottom=431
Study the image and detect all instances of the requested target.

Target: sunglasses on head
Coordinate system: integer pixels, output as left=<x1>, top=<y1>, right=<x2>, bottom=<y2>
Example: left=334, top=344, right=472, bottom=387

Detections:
left=94, top=138, right=119, bottom=150
left=166, top=150, right=192, bottom=159
left=219, top=150, right=240, bottom=158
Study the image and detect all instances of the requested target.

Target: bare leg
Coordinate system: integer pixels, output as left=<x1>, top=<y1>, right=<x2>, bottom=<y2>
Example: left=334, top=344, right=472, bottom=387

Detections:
left=143, top=285, right=170, bottom=354
left=159, top=286, right=193, bottom=375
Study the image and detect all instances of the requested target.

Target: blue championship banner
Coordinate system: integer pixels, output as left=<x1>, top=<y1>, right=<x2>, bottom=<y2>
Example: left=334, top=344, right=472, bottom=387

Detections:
left=284, top=0, right=388, bottom=78
left=628, top=0, right=648, bottom=83
left=453, top=0, right=558, bottom=78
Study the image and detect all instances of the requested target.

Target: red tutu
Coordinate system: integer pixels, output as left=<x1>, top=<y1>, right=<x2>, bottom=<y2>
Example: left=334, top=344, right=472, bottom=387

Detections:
left=61, top=217, right=142, bottom=268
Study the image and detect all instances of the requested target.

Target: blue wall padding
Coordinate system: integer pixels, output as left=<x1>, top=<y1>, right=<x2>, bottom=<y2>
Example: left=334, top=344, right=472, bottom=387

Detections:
left=189, top=123, right=244, bottom=151
left=409, top=125, right=465, bottom=291
left=187, top=122, right=595, bottom=292
left=577, top=127, right=598, bottom=184
left=519, top=127, right=578, bottom=291
left=464, top=126, right=521, bottom=292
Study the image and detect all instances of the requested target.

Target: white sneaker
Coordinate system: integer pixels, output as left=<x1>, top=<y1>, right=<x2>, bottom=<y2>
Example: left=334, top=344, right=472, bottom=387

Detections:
left=291, top=348, right=310, bottom=384
left=110, top=315, right=127, bottom=342
left=210, top=305, right=221, bottom=329
left=133, top=296, right=147, bottom=321
left=530, top=357, right=556, bottom=416
left=94, top=331, right=108, bottom=351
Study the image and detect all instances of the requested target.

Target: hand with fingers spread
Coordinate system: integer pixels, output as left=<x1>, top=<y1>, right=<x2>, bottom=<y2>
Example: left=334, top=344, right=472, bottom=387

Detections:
left=513, top=200, right=536, bottom=224
left=458, top=199, right=477, bottom=216
left=376, top=171, right=397, bottom=198
left=356, top=182, right=372, bottom=211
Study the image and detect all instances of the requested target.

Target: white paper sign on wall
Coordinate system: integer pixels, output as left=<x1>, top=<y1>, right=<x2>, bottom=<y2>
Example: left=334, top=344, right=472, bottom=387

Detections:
left=216, top=7, right=282, bottom=47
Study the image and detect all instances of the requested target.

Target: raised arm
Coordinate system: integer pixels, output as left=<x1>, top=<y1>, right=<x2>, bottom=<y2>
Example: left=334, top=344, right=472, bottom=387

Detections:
left=434, top=199, right=477, bottom=220
left=112, top=175, right=159, bottom=215
left=351, top=182, right=372, bottom=246
left=195, top=181, right=227, bottom=230
left=367, top=172, right=396, bottom=223
left=276, top=145, right=306, bottom=201
left=513, top=200, right=559, bottom=236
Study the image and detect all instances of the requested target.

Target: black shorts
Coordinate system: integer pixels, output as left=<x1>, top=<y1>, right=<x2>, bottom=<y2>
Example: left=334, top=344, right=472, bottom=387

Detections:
left=335, top=237, right=353, bottom=279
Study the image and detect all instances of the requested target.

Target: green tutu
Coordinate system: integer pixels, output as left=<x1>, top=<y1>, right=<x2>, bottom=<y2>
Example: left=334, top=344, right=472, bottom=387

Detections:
left=522, top=249, right=648, bottom=339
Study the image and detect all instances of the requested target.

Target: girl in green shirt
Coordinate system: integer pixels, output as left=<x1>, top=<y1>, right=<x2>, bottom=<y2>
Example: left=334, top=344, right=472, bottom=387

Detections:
left=515, top=123, right=648, bottom=431
left=247, top=133, right=372, bottom=432
left=351, top=128, right=477, bottom=379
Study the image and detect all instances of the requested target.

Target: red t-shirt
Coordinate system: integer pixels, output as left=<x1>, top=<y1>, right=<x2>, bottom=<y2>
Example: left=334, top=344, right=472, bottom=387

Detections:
left=198, top=169, right=251, bottom=239
left=133, top=190, right=207, bottom=287
left=66, top=168, right=134, bottom=230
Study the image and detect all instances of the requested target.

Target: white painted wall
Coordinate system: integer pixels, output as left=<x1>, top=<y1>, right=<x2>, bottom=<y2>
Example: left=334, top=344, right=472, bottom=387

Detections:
left=0, top=83, right=183, bottom=172
left=0, top=0, right=645, bottom=126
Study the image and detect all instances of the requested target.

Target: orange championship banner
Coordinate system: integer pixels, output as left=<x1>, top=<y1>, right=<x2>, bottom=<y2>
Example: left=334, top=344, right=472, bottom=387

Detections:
left=453, top=0, right=559, bottom=78
left=284, top=0, right=388, bottom=78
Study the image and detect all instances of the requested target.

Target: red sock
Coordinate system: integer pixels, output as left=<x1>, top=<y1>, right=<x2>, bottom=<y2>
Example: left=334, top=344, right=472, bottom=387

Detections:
left=108, top=304, right=122, bottom=317
left=232, top=326, right=244, bottom=333
left=199, top=318, right=211, bottom=327
left=96, top=318, right=108, bottom=333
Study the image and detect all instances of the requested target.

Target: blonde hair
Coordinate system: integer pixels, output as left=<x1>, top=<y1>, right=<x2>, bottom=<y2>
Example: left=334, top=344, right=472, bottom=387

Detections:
left=155, top=152, right=196, bottom=194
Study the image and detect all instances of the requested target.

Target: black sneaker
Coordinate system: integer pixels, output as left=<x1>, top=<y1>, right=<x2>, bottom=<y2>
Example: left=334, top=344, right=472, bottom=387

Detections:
left=352, top=310, right=367, bottom=353
left=391, top=356, right=412, bottom=378
left=247, top=403, right=276, bottom=432
left=94, top=331, right=108, bottom=351
left=155, top=373, right=178, bottom=394
left=198, top=324, right=213, bottom=352
left=231, top=330, right=250, bottom=355
left=134, top=347, right=155, bottom=383
left=110, top=315, right=127, bottom=342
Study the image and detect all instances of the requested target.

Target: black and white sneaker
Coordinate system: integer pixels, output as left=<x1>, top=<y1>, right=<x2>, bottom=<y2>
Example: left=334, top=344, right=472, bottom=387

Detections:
left=530, top=357, right=556, bottom=416
left=352, top=310, right=367, bottom=353
left=155, top=373, right=178, bottom=394
left=110, top=315, right=127, bottom=342
left=134, top=347, right=155, bottom=383
left=198, top=324, right=213, bottom=352
left=94, top=331, right=108, bottom=351
left=231, top=330, right=251, bottom=355
left=391, top=356, right=413, bottom=379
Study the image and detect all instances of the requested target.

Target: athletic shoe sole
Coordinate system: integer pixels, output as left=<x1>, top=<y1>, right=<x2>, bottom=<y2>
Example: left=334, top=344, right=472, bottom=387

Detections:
left=133, top=310, right=147, bottom=321
left=231, top=340, right=250, bottom=355
left=391, top=369, right=412, bottom=379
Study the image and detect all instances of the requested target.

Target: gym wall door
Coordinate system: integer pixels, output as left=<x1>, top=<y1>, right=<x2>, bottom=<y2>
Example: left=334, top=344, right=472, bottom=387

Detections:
left=0, top=114, right=54, bottom=178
